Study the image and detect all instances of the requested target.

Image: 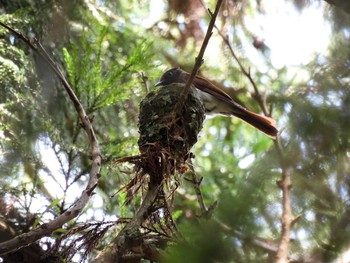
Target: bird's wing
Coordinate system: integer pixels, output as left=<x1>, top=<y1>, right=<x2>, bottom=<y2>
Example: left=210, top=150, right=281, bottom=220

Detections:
left=192, top=75, right=247, bottom=111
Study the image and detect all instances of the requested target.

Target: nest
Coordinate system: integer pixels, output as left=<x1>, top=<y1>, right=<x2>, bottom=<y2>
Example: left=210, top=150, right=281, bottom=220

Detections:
left=110, top=83, right=206, bottom=262
left=118, top=83, right=205, bottom=202
left=137, top=83, right=205, bottom=184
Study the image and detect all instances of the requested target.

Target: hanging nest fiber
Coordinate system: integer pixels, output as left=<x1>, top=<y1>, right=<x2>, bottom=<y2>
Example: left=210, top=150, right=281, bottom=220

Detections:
left=117, top=82, right=205, bottom=203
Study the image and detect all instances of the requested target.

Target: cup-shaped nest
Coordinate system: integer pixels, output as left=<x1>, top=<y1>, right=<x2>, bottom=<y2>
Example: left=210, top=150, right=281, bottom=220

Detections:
left=138, top=83, right=205, bottom=160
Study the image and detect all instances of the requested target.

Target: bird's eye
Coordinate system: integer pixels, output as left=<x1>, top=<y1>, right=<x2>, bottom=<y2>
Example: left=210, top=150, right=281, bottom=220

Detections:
left=167, top=71, right=174, bottom=77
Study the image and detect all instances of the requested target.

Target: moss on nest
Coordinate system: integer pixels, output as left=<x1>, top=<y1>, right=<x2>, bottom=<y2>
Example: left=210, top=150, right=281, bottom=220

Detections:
left=138, top=83, right=205, bottom=160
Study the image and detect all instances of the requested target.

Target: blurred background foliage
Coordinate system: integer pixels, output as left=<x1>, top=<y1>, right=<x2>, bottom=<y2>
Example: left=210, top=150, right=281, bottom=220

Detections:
left=1, top=0, right=350, bottom=262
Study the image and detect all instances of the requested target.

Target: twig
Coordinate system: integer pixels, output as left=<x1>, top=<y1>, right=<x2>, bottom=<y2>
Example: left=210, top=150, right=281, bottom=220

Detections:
left=174, top=0, right=223, bottom=114
left=187, top=159, right=207, bottom=215
left=214, top=27, right=269, bottom=116
left=198, top=0, right=268, bottom=115
left=0, top=22, right=102, bottom=255
left=140, top=71, right=149, bottom=93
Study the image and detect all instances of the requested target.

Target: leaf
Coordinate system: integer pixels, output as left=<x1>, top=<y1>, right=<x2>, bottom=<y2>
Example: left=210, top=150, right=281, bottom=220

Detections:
left=62, top=47, right=76, bottom=87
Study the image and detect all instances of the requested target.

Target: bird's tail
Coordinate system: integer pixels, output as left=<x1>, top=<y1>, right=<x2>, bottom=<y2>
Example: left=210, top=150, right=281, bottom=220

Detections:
left=234, top=110, right=278, bottom=139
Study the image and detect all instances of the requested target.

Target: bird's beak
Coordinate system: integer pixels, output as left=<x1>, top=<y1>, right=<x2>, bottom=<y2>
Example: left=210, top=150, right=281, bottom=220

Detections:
left=154, top=81, right=163, bottom=87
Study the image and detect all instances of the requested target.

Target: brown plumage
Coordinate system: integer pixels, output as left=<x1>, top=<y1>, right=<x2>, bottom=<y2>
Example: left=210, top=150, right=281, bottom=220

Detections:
left=155, top=67, right=278, bottom=139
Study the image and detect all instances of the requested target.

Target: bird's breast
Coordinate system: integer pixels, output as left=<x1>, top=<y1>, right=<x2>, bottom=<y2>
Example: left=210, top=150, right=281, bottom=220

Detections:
left=194, top=89, right=213, bottom=112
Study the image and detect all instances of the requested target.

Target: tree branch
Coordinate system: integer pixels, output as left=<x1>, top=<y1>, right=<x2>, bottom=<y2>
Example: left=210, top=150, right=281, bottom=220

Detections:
left=174, top=0, right=223, bottom=114
left=214, top=29, right=269, bottom=116
left=95, top=184, right=160, bottom=263
left=273, top=140, right=296, bottom=263
left=0, top=22, right=102, bottom=255
left=213, top=22, right=297, bottom=262
left=323, top=0, right=350, bottom=13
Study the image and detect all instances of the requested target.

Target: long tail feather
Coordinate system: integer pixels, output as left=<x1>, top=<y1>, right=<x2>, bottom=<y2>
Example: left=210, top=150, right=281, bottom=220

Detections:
left=234, top=110, right=278, bottom=139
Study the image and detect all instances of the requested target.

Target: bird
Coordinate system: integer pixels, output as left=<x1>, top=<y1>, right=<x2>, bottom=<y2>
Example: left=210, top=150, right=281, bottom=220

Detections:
left=155, top=67, right=278, bottom=139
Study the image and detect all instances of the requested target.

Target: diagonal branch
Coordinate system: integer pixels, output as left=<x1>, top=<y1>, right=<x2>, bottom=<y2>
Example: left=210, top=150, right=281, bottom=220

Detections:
left=94, top=184, right=160, bottom=263
left=186, top=159, right=207, bottom=215
left=174, top=0, right=223, bottom=114
left=215, top=29, right=269, bottom=116
left=0, top=22, right=102, bottom=255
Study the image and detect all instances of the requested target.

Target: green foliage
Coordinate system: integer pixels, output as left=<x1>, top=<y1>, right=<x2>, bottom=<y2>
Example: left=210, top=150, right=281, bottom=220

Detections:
left=163, top=220, right=233, bottom=263
left=2, top=0, right=350, bottom=262
left=0, top=0, right=157, bottom=258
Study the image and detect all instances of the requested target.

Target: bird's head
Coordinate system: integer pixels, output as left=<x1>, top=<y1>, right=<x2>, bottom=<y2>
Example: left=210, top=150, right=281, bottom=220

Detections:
left=155, top=67, right=184, bottom=87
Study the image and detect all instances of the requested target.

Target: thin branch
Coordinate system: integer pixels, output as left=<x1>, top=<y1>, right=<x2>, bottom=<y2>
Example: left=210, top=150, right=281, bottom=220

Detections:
left=187, top=159, right=207, bottom=215
left=174, top=0, right=223, bottom=114
left=212, top=20, right=296, bottom=262
left=200, top=0, right=269, bottom=116
left=0, top=22, right=102, bottom=255
left=216, top=30, right=269, bottom=116
left=140, top=71, right=149, bottom=93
